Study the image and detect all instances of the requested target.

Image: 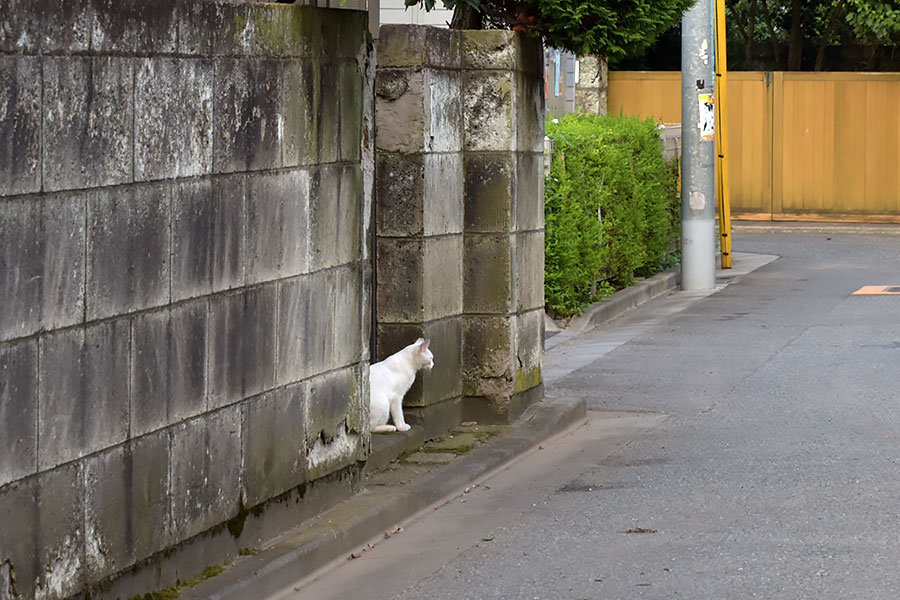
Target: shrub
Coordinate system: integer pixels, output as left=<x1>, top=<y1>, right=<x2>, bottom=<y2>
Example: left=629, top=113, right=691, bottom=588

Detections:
left=544, top=114, right=680, bottom=318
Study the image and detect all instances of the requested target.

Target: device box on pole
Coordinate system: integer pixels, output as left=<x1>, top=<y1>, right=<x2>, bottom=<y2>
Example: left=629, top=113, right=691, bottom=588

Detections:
left=680, top=0, right=717, bottom=290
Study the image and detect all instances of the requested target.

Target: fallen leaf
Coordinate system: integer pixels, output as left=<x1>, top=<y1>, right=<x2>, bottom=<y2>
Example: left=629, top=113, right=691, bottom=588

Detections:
left=482, top=536, right=494, bottom=542
left=624, top=528, right=658, bottom=534
left=538, top=445, right=544, bottom=450
left=593, top=578, right=603, bottom=582
left=384, top=526, right=404, bottom=538
left=349, top=552, right=361, bottom=560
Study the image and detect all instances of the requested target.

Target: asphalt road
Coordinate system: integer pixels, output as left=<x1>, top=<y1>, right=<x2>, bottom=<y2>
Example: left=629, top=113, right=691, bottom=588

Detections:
left=275, top=226, right=900, bottom=600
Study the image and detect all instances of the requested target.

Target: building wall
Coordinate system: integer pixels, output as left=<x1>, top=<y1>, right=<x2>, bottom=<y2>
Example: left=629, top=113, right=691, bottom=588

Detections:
left=0, top=3, right=373, bottom=598
left=380, top=0, right=454, bottom=26
left=545, top=48, right=576, bottom=117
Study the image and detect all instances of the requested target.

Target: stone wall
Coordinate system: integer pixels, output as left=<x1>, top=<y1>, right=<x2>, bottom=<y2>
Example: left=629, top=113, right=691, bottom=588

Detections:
left=374, top=26, right=465, bottom=436
left=574, top=55, right=609, bottom=116
left=0, top=3, right=372, bottom=599
left=375, top=26, right=545, bottom=432
left=461, top=30, right=545, bottom=422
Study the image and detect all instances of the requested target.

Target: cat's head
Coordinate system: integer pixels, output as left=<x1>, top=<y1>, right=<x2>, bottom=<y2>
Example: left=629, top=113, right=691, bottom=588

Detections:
left=414, top=337, right=434, bottom=371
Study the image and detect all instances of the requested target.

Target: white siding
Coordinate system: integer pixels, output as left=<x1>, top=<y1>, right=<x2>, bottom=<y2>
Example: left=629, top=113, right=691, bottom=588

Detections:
left=299, top=0, right=367, bottom=9
left=380, top=0, right=453, bottom=26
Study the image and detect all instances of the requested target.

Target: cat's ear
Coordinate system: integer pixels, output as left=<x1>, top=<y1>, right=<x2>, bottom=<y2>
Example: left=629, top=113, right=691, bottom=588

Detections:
left=420, top=338, right=431, bottom=351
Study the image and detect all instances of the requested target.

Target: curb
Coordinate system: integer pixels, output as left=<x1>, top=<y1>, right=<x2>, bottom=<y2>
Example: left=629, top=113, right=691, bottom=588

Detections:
left=733, top=221, right=900, bottom=235
left=365, top=426, right=426, bottom=472
left=182, top=397, right=587, bottom=600
left=545, top=269, right=680, bottom=351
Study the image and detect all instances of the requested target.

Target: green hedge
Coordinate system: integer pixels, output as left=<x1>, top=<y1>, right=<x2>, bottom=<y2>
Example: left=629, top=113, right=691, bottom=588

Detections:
left=545, top=114, right=680, bottom=318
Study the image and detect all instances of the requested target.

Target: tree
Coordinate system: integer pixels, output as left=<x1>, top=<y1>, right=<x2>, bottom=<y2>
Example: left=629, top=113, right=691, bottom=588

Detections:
left=723, top=0, right=900, bottom=71
left=845, top=0, right=900, bottom=63
left=404, top=0, right=698, bottom=60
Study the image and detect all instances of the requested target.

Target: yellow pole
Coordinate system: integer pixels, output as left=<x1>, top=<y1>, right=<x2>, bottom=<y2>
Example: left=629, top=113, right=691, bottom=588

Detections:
left=714, top=0, right=733, bottom=268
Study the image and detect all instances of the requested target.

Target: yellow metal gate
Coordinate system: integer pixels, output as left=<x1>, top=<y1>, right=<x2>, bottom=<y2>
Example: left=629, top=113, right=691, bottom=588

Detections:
left=608, top=71, right=900, bottom=222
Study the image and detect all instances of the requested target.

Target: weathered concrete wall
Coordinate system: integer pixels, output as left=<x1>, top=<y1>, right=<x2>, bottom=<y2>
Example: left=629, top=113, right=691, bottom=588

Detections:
left=0, top=3, right=372, bottom=599
left=374, top=26, right=465, bottom=436
left=375, top=26, right=544, bottom=431
left=460, top=30, right=545, bottom=422
left=574, top=55, right=609, bottom=116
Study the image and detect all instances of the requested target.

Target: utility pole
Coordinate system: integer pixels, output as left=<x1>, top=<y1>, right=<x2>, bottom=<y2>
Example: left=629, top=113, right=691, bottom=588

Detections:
left=680, top=0, right=717, bottom=290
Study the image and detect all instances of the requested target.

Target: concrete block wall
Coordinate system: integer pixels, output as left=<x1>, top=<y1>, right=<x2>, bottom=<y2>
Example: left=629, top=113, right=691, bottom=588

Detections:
left=0, top=3, right=372, bottom=599
left=460, top=31, right=545, bottom=422
left=574, top=54, right=609, bottom=116
left=374, top=26, right=544, bottom=431
left=375, top=26, right=465, bottom=436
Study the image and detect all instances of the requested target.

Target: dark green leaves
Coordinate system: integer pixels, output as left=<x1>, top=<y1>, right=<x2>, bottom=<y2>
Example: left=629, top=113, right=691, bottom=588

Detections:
left=406, top=0, right=695, bottom=59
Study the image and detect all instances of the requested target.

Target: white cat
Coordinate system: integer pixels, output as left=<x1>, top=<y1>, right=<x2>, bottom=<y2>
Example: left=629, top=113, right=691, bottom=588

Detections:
left=369, top=337, right=434, bottom=433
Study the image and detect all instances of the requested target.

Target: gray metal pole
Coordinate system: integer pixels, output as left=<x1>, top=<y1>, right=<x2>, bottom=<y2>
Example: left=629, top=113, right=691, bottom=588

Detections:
left=680, top=0, right=717, bottom=290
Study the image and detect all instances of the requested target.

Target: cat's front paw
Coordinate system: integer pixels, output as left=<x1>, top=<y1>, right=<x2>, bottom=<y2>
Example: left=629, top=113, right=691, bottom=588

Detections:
left=396, top=423, right=411, bottom=432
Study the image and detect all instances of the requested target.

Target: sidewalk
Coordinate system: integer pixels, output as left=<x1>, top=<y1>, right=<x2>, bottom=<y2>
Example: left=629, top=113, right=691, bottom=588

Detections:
left=182, top=253, right=773, bottom=600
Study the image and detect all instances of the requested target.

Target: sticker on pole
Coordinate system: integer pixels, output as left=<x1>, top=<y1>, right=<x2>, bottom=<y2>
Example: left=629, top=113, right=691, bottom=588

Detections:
left=698, top=93, right=715, bottom=141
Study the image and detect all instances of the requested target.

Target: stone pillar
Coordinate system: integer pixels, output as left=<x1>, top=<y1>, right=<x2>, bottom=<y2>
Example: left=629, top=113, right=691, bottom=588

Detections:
left=374, top=26, right=465, bottom=437
left=575, top=55, right=609, bottom=116
left=461, top=31, right=545, bottom=423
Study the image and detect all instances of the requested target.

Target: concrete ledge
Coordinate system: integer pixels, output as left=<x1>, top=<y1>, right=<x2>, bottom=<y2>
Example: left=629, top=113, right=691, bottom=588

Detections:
left=365, top=426, right=425, bottom=472
left=180, top=396, right=586, bottom=600
left=545, top=269, right=680, bottom=351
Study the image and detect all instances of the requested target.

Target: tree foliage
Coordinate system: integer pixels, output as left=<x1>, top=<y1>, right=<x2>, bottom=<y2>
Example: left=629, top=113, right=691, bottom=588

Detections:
left=724, top=0, right=900, bottom=70
left=614, top=0, right=900, bottom=70
left=404, top=0, right=697, bottom=59
left=845, top=0, right=900, bottom=45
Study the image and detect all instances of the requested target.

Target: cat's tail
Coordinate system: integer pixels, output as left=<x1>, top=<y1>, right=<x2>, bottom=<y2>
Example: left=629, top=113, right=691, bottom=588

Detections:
left=371, top=425, right=397, bottom=433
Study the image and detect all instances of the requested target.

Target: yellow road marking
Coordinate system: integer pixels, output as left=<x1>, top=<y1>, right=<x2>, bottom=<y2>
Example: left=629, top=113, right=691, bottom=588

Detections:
left=852, top=285, right=900, bottom=295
